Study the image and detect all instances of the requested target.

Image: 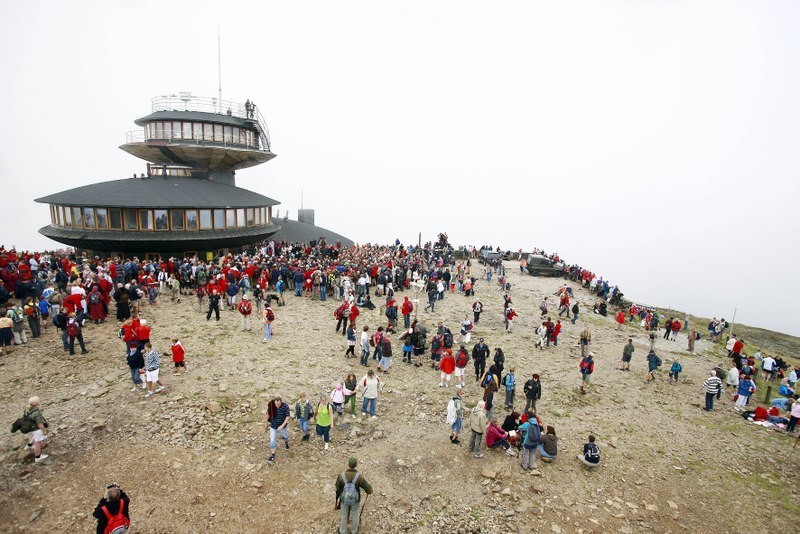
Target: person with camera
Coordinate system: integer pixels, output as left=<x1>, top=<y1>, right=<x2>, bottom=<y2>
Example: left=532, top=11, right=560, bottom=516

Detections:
left=335, top=457, right=373, bottom=534
left=93, top=482, right=131, bottom=534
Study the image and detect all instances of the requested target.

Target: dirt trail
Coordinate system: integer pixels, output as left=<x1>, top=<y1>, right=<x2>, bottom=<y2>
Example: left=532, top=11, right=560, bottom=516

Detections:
left=0, top=262, right=797, bottom=533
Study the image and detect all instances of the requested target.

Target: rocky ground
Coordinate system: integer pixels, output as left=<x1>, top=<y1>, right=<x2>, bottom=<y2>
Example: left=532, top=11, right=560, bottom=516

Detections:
left=0, top=262, right=798, bottom=533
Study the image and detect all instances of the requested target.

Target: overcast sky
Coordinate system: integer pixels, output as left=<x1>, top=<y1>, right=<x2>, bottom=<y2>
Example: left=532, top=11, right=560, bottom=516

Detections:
left=1, top=1, right=798, bottom=336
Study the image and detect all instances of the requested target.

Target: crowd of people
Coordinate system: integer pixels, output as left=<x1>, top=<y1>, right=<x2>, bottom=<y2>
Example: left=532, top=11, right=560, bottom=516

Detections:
left=4, top=238, right=798, bottom=533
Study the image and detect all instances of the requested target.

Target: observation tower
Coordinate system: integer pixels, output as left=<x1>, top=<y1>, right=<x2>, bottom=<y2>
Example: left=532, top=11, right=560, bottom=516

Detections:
left=36, top=93, right=281, bottom=258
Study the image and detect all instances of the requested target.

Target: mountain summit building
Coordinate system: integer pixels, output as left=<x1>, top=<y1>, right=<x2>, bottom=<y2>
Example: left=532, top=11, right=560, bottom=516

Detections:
left=36, top=93, right=282, bottom=258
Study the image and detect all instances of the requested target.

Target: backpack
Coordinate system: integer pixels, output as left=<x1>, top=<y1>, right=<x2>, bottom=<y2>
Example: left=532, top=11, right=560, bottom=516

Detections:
left=24, top=305, right=36, bottom=317
left=101, top=499, right=130, bottom=534
left=443, top=332, right=453, bottom=349
left=67, top=321, right=79, bottom=337
left=456, top=351, right=468, bottom=368
left=266, top=308, right=275, bottom=322
left=90, top=293, right=100, bottom=305
left=580, top=359, right=592, bottom=374
left=10, top=309, right=24, bottom=324
left=340, top=472, right=360, bottom=506
left=480, top=373, right=494, bottom=388
left=431, top=337, right=441, bottom=351
left=12, top=408, right=45, bottom=434
left=586, top=443, right=600, bottom=460
left=240, top=301, right=252, bottom=314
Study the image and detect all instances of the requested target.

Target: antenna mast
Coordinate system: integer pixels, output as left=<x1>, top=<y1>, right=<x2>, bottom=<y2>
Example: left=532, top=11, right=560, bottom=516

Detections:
left=217, top=28, right=222, bottom=112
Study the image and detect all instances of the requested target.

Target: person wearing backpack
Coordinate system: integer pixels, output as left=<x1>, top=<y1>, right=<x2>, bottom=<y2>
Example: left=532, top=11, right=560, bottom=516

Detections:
left=472, top=299, right=483, bottom=324
left=447, top=388, right=464, bottom=444
left=261, top=301, right=275, bottom=342
left=23, top=396, right=49, bottom=462
left=519, top=411, right=541, bottom=470
left=502, top=367, right=516, bottom=410
left=646, top=349, right=662, bottom=384
left=66, top=313, right=88, bottom=355
left=578, top=434, right=601, bottom=467
left=579, top=353, right=595, bottom=395
left=23, top=296, right=42, bottom=338
left=7, top=305, right=28, bottom=346
left=669, top=357, right=683, bottom=384
left=454, top=344, right=469, bottom=389
left=335, top=457, right=373, bottom=534
left=93, top=482, right=130, bottom=534
left=237, top=294, right=253, bottom=331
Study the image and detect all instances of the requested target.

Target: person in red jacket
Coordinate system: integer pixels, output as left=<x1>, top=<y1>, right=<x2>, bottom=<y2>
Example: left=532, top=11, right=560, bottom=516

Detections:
left=485, top=420, right=515, bottom=455
left=136, top=319, right=151, bottom=349
left=237, top=294, right=253, bottom=331
left=504, top=307, right=518, bottom=332
left=550, top=320, right=562, bottom=346
left=670, top=319, right=681, bottom=341
left=615, top=310, right=626, bottom=331
left=401, top=296, right=413, bottom=329
left=348, top=304, right=359, bottom=329
left=171, top=337, right=187, bottom=375
left=439, top=348, right=456, bottom=387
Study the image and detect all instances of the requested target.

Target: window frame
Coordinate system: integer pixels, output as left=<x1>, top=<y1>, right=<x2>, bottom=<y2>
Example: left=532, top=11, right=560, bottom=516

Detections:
left=138, top=209, right=153, bottom=231
left=154, top=209, right=168, bottom=231
left=95, top=208, right=108, bottom=230
left=199, top=209, right=212, bottom=230
left=108, top=208, right=122, bottom=230
left=185, top=209, right=198, bottom=231
left=170, top=209, right=185, bottom=230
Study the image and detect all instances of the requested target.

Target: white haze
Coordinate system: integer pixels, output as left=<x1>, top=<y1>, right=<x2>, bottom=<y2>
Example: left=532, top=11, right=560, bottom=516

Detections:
left=1, top=1, right=798, bottom=336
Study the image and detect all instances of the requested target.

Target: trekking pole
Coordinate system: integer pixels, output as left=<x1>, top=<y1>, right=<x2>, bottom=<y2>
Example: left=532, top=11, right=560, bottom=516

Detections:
left=357, top=493, right=370, bottom=534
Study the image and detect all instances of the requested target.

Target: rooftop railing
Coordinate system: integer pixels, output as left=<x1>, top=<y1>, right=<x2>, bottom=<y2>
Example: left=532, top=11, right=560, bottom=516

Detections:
left=150, top=93, right=271, bottom=150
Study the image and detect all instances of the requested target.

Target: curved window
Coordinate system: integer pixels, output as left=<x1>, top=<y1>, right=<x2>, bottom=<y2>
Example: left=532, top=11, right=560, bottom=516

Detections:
left=139, top=209, right=153, bottom=230
left=213, top=209, right=224, bottom=229
left=64, top=206, right=72, bottom=227
left=71, top=207, right=82, bottom=228
left=96, top=208, right=108, bottom=229
left=109, top=209, right=122, bottom=230
left=246, top=208, right=254, bottom=226
left=226, top=209, right=235, bottom=228
left=199, top=209, right=212, bottom=230
left=83, top=208, right=95, bottom=229
left=124, top=209, right=138, bottom=230
left=171, top=209, right=184, bottom=230
left=236, top=208, right=245, bottom=228
left=182, top=122, right=191, bottom=139
left=186, top=210, right=198, bottom=230
left=154, top=209, right=168, bottom=230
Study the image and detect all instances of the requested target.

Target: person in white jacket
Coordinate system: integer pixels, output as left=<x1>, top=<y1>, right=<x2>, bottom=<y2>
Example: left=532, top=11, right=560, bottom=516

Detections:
left=360, top=370, right=382, bottom=419
left=446, top=389, right=464, bottom=444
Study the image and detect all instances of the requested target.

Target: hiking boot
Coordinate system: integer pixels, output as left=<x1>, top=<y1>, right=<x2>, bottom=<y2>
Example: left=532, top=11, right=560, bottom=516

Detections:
left=301, top=434, right=309, bottom=442
left=284, top=442, right=290, bottom=450
left=452, top=438, right=460, bottom=445
left=35, top=454, right=49, bottom=463
left=145, top=391, right=153, bottom=398
left=474, top=453, right=484, bottom=459
left=155, top=386, right=165, bottom=393
left=268, top=454, right=276, bottom=462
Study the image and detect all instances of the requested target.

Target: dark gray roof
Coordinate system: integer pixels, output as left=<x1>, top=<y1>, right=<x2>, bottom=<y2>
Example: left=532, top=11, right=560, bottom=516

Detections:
left=35, top=178, right=279, bottom=209
left=134, top=111, right=254, bottom=128
left=269, top=218, right=354, bottom=247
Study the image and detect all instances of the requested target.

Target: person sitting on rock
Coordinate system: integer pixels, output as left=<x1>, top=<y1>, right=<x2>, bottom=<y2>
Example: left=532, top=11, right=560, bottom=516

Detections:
left=577, top=434, right=601, bottom=467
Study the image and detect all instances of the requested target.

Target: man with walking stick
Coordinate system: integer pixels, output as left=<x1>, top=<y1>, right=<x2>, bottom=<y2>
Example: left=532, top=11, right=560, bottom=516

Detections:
left=335, top=457, right=373, bottom=534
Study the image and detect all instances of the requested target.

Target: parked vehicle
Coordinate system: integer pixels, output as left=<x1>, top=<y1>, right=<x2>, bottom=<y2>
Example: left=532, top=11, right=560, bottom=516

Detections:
left=526, top=254, right=564, bottom=277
